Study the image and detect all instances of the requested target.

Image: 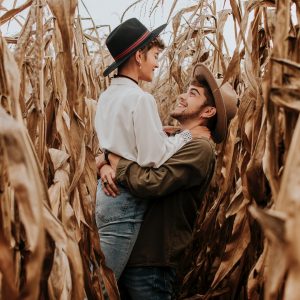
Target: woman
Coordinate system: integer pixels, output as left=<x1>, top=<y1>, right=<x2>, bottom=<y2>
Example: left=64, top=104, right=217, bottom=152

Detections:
left=94, top=18, right=192, bottom=280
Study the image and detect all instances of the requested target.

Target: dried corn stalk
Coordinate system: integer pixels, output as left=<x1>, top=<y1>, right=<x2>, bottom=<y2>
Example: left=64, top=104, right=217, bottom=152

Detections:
left=0, top=0, right=118, bottom=299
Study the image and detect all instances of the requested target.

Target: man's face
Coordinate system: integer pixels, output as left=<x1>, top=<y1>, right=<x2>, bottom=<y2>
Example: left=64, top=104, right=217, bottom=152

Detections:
left=139, top=46, right=161, bottom=82
left=170, top=85, right=209, bottom=121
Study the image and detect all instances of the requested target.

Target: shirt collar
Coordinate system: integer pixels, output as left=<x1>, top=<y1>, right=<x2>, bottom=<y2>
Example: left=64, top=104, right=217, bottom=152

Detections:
left=110, top=77, right=140, bottom=88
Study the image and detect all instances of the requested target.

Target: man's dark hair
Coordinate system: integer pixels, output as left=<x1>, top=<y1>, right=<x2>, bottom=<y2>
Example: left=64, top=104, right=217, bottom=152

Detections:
left=190, top=76, right=217, bottom=131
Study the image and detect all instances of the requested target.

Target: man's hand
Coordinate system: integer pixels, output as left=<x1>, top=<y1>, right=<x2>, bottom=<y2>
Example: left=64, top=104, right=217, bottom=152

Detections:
left=189, top=126, right=211, bottom=140
left=163, top=125, right=181, bottom=136
left=99, top=164, right=119, bottom=197
left=95, top=153, right=107, bottom=170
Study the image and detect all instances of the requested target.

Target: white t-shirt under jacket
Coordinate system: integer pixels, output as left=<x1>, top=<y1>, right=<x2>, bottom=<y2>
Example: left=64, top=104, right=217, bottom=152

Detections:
left=95, top=77, right=190, bottom=168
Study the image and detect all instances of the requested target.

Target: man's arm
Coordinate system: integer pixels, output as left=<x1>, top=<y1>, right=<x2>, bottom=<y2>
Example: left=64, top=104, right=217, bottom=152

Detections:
left=112, top=139, right=215, bottom=198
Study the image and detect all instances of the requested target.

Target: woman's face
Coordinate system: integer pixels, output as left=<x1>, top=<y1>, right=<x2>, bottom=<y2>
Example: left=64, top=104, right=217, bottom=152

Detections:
left=139, top=46, right=161, bottom=82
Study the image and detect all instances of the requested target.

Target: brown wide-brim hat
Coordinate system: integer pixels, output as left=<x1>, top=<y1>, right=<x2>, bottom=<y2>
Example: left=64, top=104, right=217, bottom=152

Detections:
left=103, top=18, right=167, bottom=77
left=193, top=63, right=238, bottom=143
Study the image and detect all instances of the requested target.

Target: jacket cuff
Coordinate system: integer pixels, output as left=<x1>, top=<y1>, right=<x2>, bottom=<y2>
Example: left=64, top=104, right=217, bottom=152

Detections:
left=116, top=158, right=131, bottom=182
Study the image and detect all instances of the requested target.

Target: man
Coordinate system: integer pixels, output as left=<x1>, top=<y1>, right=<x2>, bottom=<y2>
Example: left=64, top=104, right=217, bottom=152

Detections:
left=98, top=63, right=238, bottom=299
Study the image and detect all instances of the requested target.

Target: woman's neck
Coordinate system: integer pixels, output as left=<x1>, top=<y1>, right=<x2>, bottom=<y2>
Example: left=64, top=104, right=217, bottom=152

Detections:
left=115, top=74, right=138, bottom=85
left=118, top=67, right=139, bottom=83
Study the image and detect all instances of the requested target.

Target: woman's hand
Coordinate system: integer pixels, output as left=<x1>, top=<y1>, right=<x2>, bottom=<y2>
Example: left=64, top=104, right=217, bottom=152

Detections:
left=99, top=164, right=119, bottom=197
left=108, top=152, right=122, bottom=171
left=95, top=153, right=107, bottom=170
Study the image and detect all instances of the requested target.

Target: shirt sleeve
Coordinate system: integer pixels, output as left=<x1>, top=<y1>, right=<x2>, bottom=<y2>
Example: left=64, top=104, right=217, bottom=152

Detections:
left=116, top=139, right=215, bottom=198
left=133, top=93, right=191, bottom=168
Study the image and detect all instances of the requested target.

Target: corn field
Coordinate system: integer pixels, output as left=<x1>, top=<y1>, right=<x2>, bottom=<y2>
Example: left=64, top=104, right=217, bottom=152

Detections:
left=0, top=0, right=300, bottom=299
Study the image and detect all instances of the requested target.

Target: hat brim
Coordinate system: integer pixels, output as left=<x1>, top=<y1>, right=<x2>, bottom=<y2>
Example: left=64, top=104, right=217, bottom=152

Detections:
left=103, top=23, right=167, bottom=77
left=192, top=63, right=227, bottom=143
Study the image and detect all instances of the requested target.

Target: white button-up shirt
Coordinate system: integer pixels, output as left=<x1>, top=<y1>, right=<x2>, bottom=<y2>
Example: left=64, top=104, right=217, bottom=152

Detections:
left=95, top=77, right=188, bottom=168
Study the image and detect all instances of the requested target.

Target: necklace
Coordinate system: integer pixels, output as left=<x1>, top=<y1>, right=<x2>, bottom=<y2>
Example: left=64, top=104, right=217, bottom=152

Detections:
left=114, top=74, right=138, bottom=85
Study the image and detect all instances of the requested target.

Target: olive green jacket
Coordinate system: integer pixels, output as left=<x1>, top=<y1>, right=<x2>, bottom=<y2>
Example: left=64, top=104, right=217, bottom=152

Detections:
left=116, top=138, right=216, bottom=268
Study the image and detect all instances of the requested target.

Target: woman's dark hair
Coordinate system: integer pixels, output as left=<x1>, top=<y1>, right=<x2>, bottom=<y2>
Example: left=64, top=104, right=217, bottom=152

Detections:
left=140, top=36, right=165, bottom=54
left=118, top=37, right=165, bottom=71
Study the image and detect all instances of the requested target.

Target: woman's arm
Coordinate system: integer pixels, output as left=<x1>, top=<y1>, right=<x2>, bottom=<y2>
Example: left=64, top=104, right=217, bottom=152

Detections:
left=133, top=94, right=191, bottom=168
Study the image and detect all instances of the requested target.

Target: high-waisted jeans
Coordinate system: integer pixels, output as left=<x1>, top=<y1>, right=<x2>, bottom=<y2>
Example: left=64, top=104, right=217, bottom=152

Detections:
left=95, top=181, right=148, bottom=280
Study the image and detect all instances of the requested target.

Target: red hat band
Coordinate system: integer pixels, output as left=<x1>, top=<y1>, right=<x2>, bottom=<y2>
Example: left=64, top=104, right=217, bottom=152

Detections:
left=113, top=31, right=150, bottom=61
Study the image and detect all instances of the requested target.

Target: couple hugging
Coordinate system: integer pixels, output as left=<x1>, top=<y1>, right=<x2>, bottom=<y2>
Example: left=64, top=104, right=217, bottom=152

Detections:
left=94, top=18, right=237, bottom=299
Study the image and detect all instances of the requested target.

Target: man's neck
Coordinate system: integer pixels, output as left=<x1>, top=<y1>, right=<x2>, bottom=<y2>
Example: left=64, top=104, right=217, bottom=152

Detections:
left=181, top=122, right=212, bottom=140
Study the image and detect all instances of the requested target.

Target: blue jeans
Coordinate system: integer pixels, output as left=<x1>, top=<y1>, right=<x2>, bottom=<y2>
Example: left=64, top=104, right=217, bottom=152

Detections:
left=119, top=267, right=177, bottom=300
left=95, top=181, right=148, bottom=279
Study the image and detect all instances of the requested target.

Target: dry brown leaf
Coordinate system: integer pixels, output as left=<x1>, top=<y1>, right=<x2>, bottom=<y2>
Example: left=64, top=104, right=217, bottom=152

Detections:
left=247, top=241, right=268, bottom=300
left=0, top=0, right=32, bottom=25
left=46, top=0, right=78, bottom=110
left=212, top=207, right=251, bottom=288
left=0, top=107, right=45, bottom=300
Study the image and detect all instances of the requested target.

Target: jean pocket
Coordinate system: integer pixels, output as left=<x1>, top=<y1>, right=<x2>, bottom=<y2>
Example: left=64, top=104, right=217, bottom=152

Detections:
left=96, top=188, right=145, bottom=226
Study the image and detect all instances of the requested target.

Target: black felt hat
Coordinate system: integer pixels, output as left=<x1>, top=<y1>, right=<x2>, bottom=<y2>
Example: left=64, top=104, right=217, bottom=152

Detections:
left=103, top=18, right=167, bottom=77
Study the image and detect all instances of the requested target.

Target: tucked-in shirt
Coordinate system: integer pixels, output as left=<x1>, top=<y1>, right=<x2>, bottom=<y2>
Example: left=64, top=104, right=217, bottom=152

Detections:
left=116, top=138, right=216, bottom=268
left=94, top=77, right=188, bottom=168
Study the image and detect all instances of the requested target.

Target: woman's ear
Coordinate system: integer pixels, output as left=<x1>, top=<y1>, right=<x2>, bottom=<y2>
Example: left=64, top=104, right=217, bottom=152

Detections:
left=135, top=50, right=143, bottom=65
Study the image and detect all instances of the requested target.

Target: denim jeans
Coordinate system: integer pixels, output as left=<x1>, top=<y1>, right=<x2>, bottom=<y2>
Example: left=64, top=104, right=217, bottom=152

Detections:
left=95, top=181, right=148, bottom=279
left=118, top=266, right=177, bottom=300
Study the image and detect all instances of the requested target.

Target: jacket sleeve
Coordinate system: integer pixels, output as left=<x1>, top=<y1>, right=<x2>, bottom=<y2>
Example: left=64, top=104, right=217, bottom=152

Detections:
left=133, top=93, right=190, bottom=168
left=116, top=139, right=215, bottom=198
